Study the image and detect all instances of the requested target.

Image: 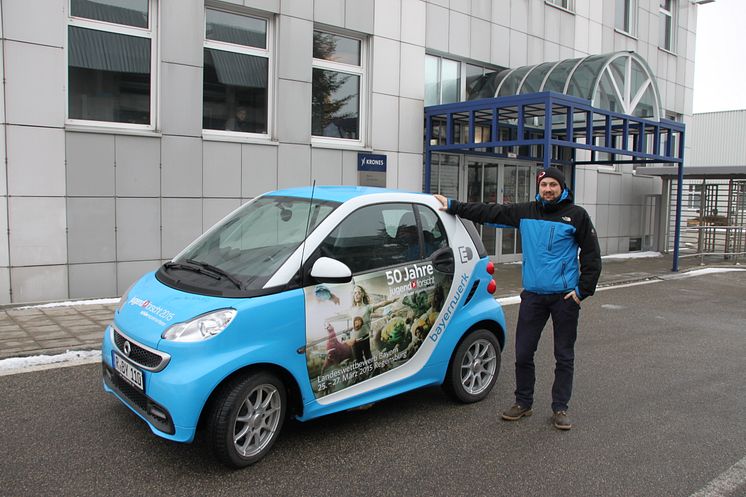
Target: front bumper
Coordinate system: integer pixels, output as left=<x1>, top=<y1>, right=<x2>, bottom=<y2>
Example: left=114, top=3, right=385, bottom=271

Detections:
left=102, top=361, right=175, bottom=435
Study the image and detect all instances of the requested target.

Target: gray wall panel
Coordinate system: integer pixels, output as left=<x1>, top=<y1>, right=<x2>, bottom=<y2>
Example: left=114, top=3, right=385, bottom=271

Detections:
left=278, top=144, right=311, bottom=188
left=314, top=0, right=344, bottom=27
left=115, top=198, right=161, bottom=260
left=2, top=0, right=65, bottom=46
left=161, top=0, right=203, bottom=66
left=345, top=0, right=374, bottom=33
left=6, top=126, right=65, bottom=196
left=162, top=136, right=203, bottom=197
left=0, top=199, right=8, bottom=267
left=10, top=265, right=68, bottom=303
left=0, top=268, right=10, bottom=304
left=374, top=0, right=401, bottom=39
left=160, top=62, right=203, bottom=136
left=245, top=0, right=280, bottom=13
left=4, top=40, right=64, bottom=127
left=67, top=197, right=116, bottom=264
left=8, top=197, right=67, bottom=266
left=203, top=141, right=242, bottom=197
left=278, top=16, right=312, bottom=82
left=241, top=144, right=278, bottom=197
left=68, top=263, right=117, bottom=299
left=66, top=132, right=115, bottom=196
left=372, top=37, right=400, bottom=95
left=311, top=148, right=343, bottom=185
left=116, top=136, right=161, bottom=197
left=117, top=260, right=161, bottom=295
left=276, top=79, right=312, bottom=143
left=280, top=0, right=313, bottom=19
left=161, top=198, right=203, bottom=258
left=371, top=93, right=399, bottom=151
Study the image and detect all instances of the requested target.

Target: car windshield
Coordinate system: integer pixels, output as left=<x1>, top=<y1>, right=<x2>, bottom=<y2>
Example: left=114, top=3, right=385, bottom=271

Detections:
left=171, top=196, right=338, bottom=291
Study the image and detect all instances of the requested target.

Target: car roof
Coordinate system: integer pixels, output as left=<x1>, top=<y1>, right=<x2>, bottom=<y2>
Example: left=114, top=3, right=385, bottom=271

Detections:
left=264, top=185, right=420, bottom=203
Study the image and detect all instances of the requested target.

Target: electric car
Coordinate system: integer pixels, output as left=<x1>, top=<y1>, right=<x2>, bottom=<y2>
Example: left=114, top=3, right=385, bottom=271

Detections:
left=102, top=186, right=506, bottom=468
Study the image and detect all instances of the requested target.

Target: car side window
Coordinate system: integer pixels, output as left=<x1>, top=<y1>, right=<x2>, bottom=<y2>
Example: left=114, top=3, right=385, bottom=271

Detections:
left=417, top=205, right=448, bottom=258
left=319, top=203, right=421, bottom=274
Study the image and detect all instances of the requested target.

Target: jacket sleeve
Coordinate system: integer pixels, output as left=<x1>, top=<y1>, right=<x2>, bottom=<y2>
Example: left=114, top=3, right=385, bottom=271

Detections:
left=574, top=210, right=602, bottom=299
left=447, top=199, right=523, bottom=228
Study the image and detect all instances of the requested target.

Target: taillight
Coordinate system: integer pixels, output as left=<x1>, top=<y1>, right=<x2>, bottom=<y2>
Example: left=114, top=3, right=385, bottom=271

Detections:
left=487, top=280, right=496, bottom=294
left=486, top=261, right=495, bottom=274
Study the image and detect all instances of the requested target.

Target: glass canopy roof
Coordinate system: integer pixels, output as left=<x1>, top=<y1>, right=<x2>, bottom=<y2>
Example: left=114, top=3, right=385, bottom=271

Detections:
left=471, top=51, right=661, bottom=120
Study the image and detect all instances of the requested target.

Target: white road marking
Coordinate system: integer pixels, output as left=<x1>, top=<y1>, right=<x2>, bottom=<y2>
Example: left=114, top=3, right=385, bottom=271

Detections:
left=688, top=456, right=746, bottom=497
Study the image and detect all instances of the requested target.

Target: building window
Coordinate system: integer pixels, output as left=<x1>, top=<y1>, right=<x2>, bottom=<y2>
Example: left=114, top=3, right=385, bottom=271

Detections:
left=67, top=0, right=154, bottom=127
left=659, top=0, right=676, bottom=51
left=203, top=8, right=270, bottom=135
left=615, top=0, right=637, bottom=35
left=545, top=0, right=574, bottom=12
left=312, top=30, right=365, bottom=141
left=425, top=55, right=501, bottom=106
left=687, top=183, right=702, bottom=210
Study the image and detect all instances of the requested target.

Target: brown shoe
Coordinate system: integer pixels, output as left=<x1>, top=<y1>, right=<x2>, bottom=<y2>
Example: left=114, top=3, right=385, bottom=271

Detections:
left=501, top=404, right=533, bottom=421
left=553, top=410, right=572, bottom=430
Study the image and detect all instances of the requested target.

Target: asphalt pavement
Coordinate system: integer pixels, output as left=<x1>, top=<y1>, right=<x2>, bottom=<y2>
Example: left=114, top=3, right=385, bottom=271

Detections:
left=0, top=253, right=742, bottom=360
left=1, top=270, right=744, bottom=497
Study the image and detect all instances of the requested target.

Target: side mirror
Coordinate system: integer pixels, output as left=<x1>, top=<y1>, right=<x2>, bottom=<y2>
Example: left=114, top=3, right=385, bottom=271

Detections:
left=431, top=247, right=455, bottom=275
left=310, top=257, right=353, bottom=284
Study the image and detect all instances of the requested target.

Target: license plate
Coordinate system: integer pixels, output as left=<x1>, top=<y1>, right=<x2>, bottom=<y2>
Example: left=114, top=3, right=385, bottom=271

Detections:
left=114, top=353, right=144, bottom=392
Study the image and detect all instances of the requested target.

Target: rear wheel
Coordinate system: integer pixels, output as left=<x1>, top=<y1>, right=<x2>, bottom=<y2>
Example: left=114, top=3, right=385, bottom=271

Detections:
left=443, top=329, right=501, bottom=403
left=206, top=371, right=286, bottom=468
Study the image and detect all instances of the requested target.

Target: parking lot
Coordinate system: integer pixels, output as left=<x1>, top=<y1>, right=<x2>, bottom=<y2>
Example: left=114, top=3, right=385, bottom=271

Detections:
left=1, top=270, right=744, bottom=497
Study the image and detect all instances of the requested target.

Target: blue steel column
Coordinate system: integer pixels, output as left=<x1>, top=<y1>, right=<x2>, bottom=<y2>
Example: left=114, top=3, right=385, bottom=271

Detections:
left=543, top=97, right=551, bottom=170
left=424, top=113, right=433, bottom=193
left=672, top=131, right=685, bottom=272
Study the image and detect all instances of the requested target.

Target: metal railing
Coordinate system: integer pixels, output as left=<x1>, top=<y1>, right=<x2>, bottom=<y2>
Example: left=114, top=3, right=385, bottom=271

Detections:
left=678, top=225, right=746, bottom=264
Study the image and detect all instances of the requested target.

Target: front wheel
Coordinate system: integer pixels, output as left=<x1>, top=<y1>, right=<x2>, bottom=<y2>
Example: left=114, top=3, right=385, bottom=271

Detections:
left=443, top=329, right=501, bottom=403
left=206, top=371, right=287, bottom=468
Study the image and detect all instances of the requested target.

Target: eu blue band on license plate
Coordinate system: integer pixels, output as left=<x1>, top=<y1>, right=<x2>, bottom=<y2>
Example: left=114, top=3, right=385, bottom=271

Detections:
left=113, top=352, right=145, bottom=392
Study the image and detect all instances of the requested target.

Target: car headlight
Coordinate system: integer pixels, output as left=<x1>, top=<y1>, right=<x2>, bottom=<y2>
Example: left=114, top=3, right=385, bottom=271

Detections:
left=161, top=309, right=237, bottom=342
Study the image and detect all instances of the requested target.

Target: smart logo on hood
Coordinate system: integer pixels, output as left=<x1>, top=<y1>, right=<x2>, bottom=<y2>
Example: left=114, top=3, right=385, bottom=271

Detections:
left=128, top=296, right=175, bottom=325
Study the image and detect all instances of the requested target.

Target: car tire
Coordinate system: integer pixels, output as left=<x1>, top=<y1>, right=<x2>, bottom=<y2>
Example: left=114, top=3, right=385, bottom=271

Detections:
left=443, top=329, right=501, bottom=403
left=206, top=371, right=287, bottom=468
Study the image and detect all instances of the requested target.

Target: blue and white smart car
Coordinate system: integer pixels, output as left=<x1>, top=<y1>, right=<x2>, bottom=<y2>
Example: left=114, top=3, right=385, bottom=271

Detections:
left=102, top=186, right=506, bottom=467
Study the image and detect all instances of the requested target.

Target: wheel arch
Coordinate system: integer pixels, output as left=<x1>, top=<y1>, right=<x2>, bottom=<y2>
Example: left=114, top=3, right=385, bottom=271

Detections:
left=198, top=363, right=304, bottom=431
left=466, top=319, right=505, bottom=351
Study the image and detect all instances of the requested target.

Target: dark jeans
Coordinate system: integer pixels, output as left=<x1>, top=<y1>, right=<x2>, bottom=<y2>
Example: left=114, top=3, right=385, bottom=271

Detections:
left=514, top=291, right=580, bottom=412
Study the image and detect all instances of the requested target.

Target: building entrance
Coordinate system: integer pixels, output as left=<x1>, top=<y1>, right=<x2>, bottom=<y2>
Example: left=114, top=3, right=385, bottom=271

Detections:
left=464, top=158, right=535, bottom=262
left=427, top=153, right=537, bottom=261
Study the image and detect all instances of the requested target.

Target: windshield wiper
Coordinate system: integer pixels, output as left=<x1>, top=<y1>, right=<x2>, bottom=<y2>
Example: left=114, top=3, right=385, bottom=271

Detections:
left=163, top=261, right=243, bottom=290
left=185, top=259, right=244, bottom=290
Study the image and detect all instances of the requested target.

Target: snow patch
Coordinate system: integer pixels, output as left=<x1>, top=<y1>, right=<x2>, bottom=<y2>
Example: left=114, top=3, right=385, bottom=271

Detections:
left=603, top=251, right=662, bottom=260
left=497, top=296, right=521, bottom=306
left=601, top=304, right=626, bottom=310
left=674, top=267, right=746, bottom=279
left=0, top=350, right=101, bottom=376
left=15, top=298, right=119, bottom=310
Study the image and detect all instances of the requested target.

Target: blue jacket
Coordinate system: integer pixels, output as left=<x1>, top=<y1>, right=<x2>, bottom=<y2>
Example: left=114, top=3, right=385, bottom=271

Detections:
left=447, top=189, right=601, bottom=299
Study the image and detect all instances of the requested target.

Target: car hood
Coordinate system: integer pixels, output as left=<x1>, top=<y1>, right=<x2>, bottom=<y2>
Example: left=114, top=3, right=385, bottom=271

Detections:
left=113, top=271, right=241, bottom=349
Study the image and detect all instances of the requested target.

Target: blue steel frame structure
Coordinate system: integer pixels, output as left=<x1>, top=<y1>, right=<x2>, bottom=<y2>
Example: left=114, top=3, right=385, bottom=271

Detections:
left=424, top=91, right=686, bottom=271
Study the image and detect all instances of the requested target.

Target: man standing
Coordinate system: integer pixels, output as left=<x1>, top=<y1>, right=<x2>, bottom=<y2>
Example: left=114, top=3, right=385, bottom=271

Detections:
left=434, top=167, right=601, bottom=430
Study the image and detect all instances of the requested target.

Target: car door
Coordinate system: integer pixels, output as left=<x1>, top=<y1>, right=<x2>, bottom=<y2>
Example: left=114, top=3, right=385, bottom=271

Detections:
left=302, top=202, right=455, bottom=400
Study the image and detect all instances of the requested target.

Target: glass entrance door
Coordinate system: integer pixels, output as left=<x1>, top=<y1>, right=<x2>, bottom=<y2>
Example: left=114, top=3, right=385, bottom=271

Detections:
left=463, top=159, right=535, bottom=262
left=466, top=160, right=499, bottom=255
left=498, top=164, right=533, bottom=262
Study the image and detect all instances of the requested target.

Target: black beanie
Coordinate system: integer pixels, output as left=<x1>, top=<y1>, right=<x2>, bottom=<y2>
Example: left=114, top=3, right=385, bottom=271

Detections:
left=537, top=167, right=566, bottom=189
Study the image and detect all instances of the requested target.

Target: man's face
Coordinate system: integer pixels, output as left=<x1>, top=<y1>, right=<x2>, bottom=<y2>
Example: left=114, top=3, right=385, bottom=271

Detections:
left=539, top=178, right=562, bottom=202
